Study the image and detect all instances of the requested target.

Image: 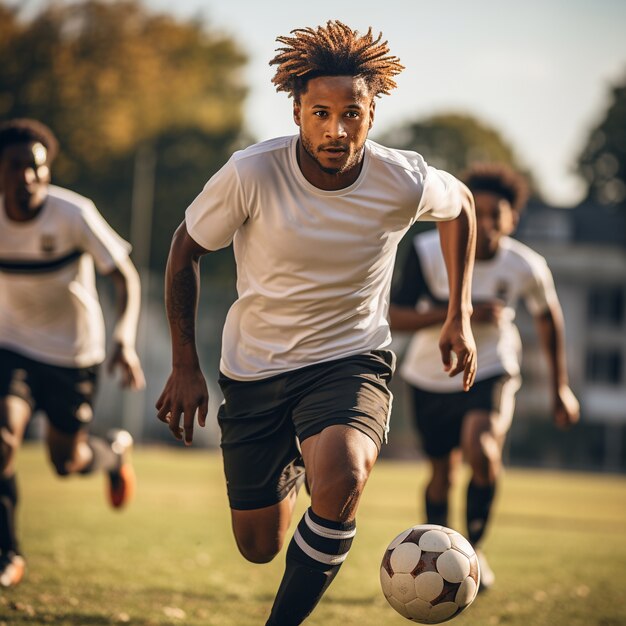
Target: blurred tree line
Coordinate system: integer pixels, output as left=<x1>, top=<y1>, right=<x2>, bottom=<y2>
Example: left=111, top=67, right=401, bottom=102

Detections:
left=2, top=0, right=623, bottom=278
left=0, top=0, right=248, bottom=273
left=376, top=113, right=527, bottom=268
left=577, top=72, right=626, bottom=207
left=377, top=113, right=522, bottom=179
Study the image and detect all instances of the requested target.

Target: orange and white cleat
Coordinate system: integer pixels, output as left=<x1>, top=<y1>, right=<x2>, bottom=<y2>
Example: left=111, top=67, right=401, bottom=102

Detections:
left=106, top=430, right=136, bottom=509
left=0, top=553, right=26, bottom=588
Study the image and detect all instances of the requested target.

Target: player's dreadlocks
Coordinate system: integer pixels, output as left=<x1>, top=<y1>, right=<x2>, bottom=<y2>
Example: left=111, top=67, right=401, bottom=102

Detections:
left=0, top=118, right=59, bottom=163
left=270, top=21, right=404, bottom=101
left=463, top=163, right=530, bottom=213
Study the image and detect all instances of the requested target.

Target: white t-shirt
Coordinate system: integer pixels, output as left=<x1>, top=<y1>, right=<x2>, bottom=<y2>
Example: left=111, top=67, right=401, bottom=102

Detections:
left=0, top=185, right=131, bottom=367
left=395, top=230, right=559, bottom=391
left=186, top=135, right=463, bottom=380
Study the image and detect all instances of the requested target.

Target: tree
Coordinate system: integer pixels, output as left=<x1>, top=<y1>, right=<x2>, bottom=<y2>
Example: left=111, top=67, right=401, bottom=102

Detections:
left=577, top=74, right=626, bottom=206
left=0, top=0, right=248, bottom=268
left=376, top=113, right=524, bottom=180
left=377, top=112, right=530, bottom=274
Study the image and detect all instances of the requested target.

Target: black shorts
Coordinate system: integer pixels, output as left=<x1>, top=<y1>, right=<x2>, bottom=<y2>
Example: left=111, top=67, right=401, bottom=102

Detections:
left=0, top=348, right=99, bottom=435
left=217, top=350, right=395, bottom=510
left=410, top=373, right=521, bottom=458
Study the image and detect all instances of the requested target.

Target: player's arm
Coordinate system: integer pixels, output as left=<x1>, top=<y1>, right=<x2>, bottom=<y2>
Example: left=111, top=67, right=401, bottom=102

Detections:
left=435, top=183, right=477, bottom=391
left=106, top=258, right=145, bottom=390
left=533, top=301, right=580, bottom=429
left=388, top=304, right=448, bottom=331
left=156, top=221, right=211, bottom=445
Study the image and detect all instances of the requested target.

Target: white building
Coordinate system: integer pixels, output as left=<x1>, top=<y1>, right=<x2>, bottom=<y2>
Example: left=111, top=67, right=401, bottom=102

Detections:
left=513, top=201, right=626, bottom=471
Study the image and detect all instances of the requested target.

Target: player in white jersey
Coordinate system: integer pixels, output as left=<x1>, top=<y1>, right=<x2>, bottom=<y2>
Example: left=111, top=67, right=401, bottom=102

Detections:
left=156, top=22, right=477, bottom=625
left=390, top=163, right=580, bottom=590
left=0, top=119, right=145, bottom=587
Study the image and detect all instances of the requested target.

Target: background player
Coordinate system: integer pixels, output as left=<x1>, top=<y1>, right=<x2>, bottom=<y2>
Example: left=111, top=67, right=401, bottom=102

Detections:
left=0, top=119, right=145, bottom=587
left=390, top=162, right=580, bottom=589
left=156, top=21, right=476, bottom=625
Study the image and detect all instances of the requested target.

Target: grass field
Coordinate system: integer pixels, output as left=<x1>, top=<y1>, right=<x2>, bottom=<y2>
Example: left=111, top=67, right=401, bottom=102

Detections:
left=1, top=444, right=625, bottom=626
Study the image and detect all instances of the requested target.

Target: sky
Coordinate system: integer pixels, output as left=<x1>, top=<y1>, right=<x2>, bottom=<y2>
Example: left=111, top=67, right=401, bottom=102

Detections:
left=26, top=0, right=626, bottom=206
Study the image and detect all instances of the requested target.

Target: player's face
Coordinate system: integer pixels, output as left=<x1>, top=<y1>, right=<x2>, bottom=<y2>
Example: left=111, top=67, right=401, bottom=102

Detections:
left=293, top=75, right=375, bottom=189
left=474, top=191, right=518, bottom=258
left=0, top=141, right=50, bottom=218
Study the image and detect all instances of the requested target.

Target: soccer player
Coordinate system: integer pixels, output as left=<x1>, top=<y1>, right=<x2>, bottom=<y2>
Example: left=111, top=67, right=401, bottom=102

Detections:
left=156, top=21, right=477, bottom=625
left=390, top=163, right=580, bottom=590
left=0, top=119, right=145, bottom=587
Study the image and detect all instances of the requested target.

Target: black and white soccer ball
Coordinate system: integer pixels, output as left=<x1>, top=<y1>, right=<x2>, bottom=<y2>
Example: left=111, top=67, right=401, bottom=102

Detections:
left=380, top=524, right=480, bottom=623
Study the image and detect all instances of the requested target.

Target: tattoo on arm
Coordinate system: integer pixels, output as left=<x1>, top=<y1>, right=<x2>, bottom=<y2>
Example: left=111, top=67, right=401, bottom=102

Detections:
left=169, top=267, right=197, bottom=345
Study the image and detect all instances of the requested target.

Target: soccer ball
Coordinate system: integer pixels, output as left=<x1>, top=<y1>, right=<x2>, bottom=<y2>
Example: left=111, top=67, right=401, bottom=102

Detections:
left=380, top=524, right=480, bottom=623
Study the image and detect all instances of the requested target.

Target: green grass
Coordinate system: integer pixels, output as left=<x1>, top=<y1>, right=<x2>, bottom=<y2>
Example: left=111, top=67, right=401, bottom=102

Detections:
left=1, top=444, right=625, bottom=625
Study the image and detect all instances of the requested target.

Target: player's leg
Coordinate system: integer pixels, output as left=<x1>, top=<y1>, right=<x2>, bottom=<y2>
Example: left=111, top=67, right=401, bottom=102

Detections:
left=0, top=396, right=30, bottom=587
left=461, top=374, right=520, bottom=589
left=218, top=372, right=306, bottom=564
left=410, top=384, right=465, bottom=527
left=229, top=472, right=303, bottom=564
left=42, top=363, right=134, bottom=508
left=461, top=408, right=502, bottom=542
left=265, top=350, right=393, bottom=626
left=0, top=350, right=37, bottom=587
left=424, top=449, right=462, bottom=526
left=266, top=425, right=376, bottom=626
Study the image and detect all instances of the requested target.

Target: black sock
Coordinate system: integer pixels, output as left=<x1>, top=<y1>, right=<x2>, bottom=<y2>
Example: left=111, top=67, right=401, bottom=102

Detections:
left=0, top=474, right=19, bottom=556
left=425, top=495, right=448, bottom=526
left=79, top=436, right=119, bottom=475
left=466, top=481, right=496, bottom=546
left=266, top=508, right=356, bottom=626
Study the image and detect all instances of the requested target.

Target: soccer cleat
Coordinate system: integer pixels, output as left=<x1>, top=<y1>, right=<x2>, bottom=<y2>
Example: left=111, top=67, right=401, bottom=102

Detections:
left=107, top=429, right=136, bottom=509
left=476, top=549, right=495, bottom=591
left=0, top=553, right=26, bottom=588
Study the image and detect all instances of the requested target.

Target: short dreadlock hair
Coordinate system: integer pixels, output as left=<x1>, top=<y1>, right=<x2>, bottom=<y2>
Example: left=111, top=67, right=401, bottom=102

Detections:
left=270, top=21, right=404, bottom=102
left=462, top=163, right=529, bottom=213
left=0, top=118, right=59, bottom=163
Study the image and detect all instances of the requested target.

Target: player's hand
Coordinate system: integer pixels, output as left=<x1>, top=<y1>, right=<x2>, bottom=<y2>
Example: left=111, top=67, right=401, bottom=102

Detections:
left=471, top=300, right=504, bottom=325
left=107, top=342, right=146, bottom=390
left=439, top=314, right=477, bottom=391
left=553, top=384, right=580, bottom=429
left=155, top=365, right=209, bottom=446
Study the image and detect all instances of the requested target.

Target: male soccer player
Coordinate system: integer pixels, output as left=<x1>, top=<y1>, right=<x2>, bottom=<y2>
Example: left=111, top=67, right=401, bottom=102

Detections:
left=0, top=119, right=145, bottom=587
left=390, top=163, right=580, bottom=590
left=156, top=21, right=477, bottom=625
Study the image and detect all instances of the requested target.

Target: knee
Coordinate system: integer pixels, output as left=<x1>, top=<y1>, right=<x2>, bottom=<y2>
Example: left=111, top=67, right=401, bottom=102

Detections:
left=313, top=466, right=368, bottom=520
left=467, top=432, right=501, bottom=476
left=235, top=532, right=282, bottom=564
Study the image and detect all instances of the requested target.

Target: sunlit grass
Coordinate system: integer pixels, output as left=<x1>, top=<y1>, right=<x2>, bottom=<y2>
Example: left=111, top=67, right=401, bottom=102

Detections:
left=1, top=444, right=625, bottom=625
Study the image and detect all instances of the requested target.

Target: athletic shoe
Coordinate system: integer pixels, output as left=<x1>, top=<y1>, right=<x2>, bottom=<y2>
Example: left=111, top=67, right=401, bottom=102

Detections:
left=476, top=549, right=495, bottom=591
left=0, top=553, right=26, bottom=587
left=107, top=429, right=136, bottom=509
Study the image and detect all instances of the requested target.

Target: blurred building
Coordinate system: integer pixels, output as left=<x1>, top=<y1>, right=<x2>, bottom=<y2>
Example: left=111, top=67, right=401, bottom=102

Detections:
left=511, top=200, right=626, bottom=472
